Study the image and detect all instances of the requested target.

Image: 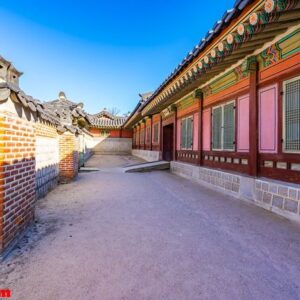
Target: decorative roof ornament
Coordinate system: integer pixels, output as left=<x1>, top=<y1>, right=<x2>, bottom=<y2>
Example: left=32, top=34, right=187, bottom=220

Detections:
left=211, top=49, right=217, bottom=58
left=227, top=33, right=234, bottom=44
left=59, top=91, right=67, bottom=100
left=237, top=23, right=245, bottom=35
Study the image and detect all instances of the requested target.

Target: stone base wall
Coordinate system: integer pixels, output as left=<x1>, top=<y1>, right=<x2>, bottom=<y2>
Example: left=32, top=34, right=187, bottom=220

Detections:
left=254, top=179, right=300, bottom=221
left=171, top=161, right=300, bottom=222
left=132, top=149, right=161, bottom=162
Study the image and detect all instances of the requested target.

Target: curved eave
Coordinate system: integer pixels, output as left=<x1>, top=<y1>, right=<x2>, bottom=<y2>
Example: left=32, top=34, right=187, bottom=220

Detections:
left=91, top=125, right=124, bottom=130
left=140, top=0, right=300, bottom=117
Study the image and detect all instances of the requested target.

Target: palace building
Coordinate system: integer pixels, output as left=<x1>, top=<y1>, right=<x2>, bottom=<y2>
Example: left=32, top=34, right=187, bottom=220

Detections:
left=124, top=0, right=300, bottom=220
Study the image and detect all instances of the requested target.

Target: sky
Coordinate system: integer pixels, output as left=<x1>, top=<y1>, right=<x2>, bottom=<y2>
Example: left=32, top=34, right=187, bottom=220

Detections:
left=0, top=0, right=234, bottom=115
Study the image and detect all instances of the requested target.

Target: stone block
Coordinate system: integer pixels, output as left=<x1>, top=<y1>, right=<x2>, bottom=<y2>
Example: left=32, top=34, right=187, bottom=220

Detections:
left=278, top=186, right=289, bottom=197
left=262, top=192, right=272, bottom=204
left=269, top=184, right=278, bottom=194
left=288, top=188, right=298, bottom=200
left=272, top=195, right=284, bottom=209
left=232, top=183, right=239, bottom=193
left=255, top=190, right=263, bottom=201
left=261, top=182, right=269, bottom=192
left=255, top=181, right=262, bottom=190
left=284, top=199, right=298, bottom=213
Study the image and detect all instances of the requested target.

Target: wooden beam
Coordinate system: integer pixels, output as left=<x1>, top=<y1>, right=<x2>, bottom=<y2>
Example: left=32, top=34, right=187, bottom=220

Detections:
left=248, top=59, right=258, bottom=177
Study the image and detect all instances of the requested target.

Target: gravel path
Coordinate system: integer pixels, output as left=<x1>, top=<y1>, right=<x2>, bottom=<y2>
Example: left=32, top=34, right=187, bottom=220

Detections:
left=1, top=155, right=300, bottom=300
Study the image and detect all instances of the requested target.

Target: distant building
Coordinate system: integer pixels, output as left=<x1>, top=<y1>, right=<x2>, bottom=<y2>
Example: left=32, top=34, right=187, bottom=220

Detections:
left=88, top=108, right=132, bottom=138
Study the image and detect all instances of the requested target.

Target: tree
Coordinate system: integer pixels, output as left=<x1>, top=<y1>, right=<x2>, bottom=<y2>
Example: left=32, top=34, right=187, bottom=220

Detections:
left=108, top=107, right=121, bottom=116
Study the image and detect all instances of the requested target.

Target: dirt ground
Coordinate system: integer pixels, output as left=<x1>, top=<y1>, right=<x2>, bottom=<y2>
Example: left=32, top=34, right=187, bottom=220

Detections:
left=1, top=155, right=300, bottom=300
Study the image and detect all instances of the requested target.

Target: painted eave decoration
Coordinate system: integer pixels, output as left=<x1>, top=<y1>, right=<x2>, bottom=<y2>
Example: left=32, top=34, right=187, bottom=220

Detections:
left=124, top=0, right=300, bottom=127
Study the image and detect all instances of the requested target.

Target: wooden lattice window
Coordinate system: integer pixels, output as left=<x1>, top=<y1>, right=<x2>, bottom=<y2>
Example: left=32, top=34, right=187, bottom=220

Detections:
left=180, top=116, right=193, bottom=149
left=283, top=76, right=300, bottom=153
left=212, top=100, right=235, bottom=151
left=146, top=127, right=151, bottom=144
left=140, top=129, right=144, bottom=144
left=153, top=123, right=159, bottom=143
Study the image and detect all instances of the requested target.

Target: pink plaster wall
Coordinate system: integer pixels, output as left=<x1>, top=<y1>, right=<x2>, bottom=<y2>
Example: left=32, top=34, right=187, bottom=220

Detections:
left=237, top=94, right=250, bottom=152
left=177, top=119, right=181, bottom=150
left=193, top=112, right=199, bottom=151
left=202, top=108, right=211, bottom=151
left=259, top=84, right=278, bottom=153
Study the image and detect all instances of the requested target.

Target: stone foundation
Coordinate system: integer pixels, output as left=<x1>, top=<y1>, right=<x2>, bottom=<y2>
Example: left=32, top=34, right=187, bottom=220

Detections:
left=132, top=149, right=161, bottom=162
left=254, top=179, right=300, bottom=222
left=171, top=161, right=300, bottom=222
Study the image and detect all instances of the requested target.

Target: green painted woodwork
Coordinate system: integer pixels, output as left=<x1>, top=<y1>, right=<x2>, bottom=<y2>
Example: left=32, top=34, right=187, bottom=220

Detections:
left=278, top=28, right=300, bottom=59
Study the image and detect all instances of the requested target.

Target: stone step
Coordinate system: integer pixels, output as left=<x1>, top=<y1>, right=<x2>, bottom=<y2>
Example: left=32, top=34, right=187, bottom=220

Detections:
left=123, top=161, right=170, bottom=173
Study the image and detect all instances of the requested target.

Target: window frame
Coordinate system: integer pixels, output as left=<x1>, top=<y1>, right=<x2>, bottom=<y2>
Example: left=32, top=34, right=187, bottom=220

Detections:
left=146, top=126, right=151, bottom=144
left=282, top=75, right=300, bottom=154
left=140, top=129, right=145, bottom=145
left=180, top=115, right=193, bottom=150
left=153, top=123, right=159, bottom=144
left=212, top=100, right=236, bottom=152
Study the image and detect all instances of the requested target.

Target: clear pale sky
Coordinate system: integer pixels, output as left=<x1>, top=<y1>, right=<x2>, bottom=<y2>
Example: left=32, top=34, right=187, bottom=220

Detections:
left=0, top=0, right=233, bottom=115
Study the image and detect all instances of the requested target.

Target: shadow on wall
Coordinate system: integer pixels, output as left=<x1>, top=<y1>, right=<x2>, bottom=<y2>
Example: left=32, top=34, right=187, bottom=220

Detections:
left=36, top=164, right=59, bottom=199
left=0, top=157, right=36, bottom=258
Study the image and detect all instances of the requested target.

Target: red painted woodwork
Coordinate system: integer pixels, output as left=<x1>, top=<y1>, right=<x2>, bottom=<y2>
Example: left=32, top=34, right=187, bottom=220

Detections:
left=176, top=150, right=199, bottom=165
left=258, top=84, right=278, bottom=153
left=163, top=124, right=174, bottom=161
left=237, top=94, right=250, bottom=152
left=202, top=108, right=211, bottom=151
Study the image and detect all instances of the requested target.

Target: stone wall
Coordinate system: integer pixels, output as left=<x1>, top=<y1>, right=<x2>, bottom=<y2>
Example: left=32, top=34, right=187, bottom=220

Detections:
left=92, top=137, right=132, bottom=154
left=171, top=161, right=300, bottom=223
left=171, top=161, right=240, bottom=196
left=254, top=179, right=300, bottom=222
left=132, top=149, right=161, bottom=162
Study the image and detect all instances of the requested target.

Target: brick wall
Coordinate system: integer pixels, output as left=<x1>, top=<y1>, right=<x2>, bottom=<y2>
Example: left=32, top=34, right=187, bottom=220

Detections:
left=59, top=132, right=79, bottom=183
left=35, top=122, right=59, bottom=199
left=0, top=111, right=36, bottom=255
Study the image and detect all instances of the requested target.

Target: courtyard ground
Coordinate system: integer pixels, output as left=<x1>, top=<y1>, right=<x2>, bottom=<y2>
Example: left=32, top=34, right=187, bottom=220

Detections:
left=1, top=155, right=300, bottom=300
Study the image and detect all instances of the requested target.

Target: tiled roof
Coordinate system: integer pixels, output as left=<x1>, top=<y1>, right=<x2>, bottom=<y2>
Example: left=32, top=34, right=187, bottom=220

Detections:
left=88, top=115, right=127, bottom=128
left=0, top=82, right=60, bottom=125
left=0, top=84, right=88, bottom=135
left=44, top=92, right=91, bottom=126
left=92, top=110, right=115, bottom=120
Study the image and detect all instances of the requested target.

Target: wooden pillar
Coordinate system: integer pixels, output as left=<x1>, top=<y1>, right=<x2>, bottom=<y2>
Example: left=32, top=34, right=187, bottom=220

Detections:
left=195, top=89, right=203, bottom=166
left=150, top=116, right=153, bottom=151
left=133, top=127, right=136, bottom=149
left=137, top=125, right=140, bottom=149
left=143, top=120, right=146, bottom=150
left=160, top=115, right=163, bottom=159
left=173, top=106, right=177, bottom=161
left=248, top=58, right=258, bottom=177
